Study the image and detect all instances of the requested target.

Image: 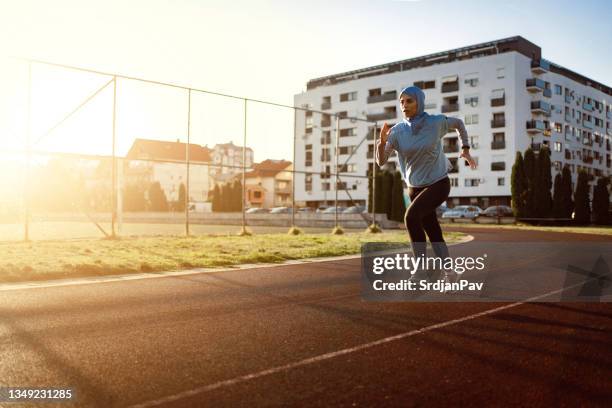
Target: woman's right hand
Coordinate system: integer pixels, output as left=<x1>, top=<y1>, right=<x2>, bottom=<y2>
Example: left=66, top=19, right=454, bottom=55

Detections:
left=380, top=123, right=391, bottom=145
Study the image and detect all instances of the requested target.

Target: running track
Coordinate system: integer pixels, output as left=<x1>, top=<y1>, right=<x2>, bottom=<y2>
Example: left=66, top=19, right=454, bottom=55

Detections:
left=0, top=227, right=610, bottom=407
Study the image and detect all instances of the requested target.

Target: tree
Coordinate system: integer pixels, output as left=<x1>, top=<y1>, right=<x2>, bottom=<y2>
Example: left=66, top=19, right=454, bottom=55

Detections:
left=535, top=146, right=553, bottom=217
left=175, top=183, right=186, bottom=212
left=573, top=170, right=590, bottom=225
left=390, top=171, right=406, bottom=222
left=123, top=184, right=147, bottom=212
left=552, top=173, right=564, bottom=218
left=561, top=166, right=574, bottom=218
left=232, top=179, right=243, bottom=212
left=592, top=177, right=610, bottom=225
left=148, top=182, right=169, bottom=212
left=374, top=171, right=384, bottom=214
left=211, top=184, right=221, bottom=212
left=522, top=147, right=537, bottom=218
left=381, top=170, right=394, bottom=219
left=511, top=151, right=528, bottom=218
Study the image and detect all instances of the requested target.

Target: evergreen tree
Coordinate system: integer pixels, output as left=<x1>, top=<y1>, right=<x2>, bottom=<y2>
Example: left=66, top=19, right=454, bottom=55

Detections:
left=233, top=179, right=243, bottom=212
left=561, top=166, right=574, bottom=218
left=523, top=147, right=537, bottom=218
left=552, top=173, right=564, bottom=218
left=221, top=183, right=231, bottom=212
left=211, top=184, right=221, bottom=212
left=381, top=170, right=394, bottom=219
left=374, top=171, right=384, bottom=214
left=535, top=146, right=553, bottom=217
left=574, top=170, right=591, bottom=225
left=148, top=182, right=169, bottom=212
left=592, top=177, right=610, bottom=225
left=390, top=171, right=406, bottom=222
left=123, top=184, right=147, bottom=212
left=511, top=151, right=528, bottom=218
left=176, top=183, right=186, bottom=212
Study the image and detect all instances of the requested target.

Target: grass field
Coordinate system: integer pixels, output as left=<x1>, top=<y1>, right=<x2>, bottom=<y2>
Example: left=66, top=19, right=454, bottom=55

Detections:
left=441, top=221, right=612, bottom=236
left=0, top=231, right=467, bottom=283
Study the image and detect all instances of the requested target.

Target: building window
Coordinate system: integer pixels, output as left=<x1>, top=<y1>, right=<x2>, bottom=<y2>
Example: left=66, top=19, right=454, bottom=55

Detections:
left=305, top=151, right=312, bottom=167
left=554, top=84, right=562, bottom=95
left=491, top=161, right=506, bottom=171
left=413, top=80, right=436, bottom=89
left=340, top=128, right=356, bottom=137
left=496, top=67, right=505, bottom=79
left=554, top=142, right=562, bottom=152
left=464, top=178, right=480, bottom=187
left=338, top=146, right=356, bottom=155
left=464, top=95, right=479, bottom=107
left=322, top=182, right=330, bottom=191
left=305, top=175, right=312, bottom=191
left=554, top=123, right=562, bottom=133
left=465, top=114, right=479, bottom=125
left=448, top=177, right=458, bottom=187
left=464, top=74, right=479, bottom=87
left=497, top=177, right=505, bottom=186
left=339, top=92, right=357, bottom=102
left=424, top=102, right=437, bottom=110
left=469, top=135, right=479, bottom=149
left=338, top=111, right=348, bottom=119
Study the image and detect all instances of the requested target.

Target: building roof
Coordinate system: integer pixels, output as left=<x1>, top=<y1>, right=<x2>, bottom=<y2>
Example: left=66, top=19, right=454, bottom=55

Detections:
left=214, top=141, right=253, bottom=152
left=245, top=159, right=292, bottom=178
left=305, top=35, right=611, bottom=96
left=126, top=139, right=211, bottom=163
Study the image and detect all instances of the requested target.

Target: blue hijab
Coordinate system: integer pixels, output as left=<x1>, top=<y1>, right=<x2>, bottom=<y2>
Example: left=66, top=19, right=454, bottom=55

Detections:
left=399, top=86, right=428, bottom=134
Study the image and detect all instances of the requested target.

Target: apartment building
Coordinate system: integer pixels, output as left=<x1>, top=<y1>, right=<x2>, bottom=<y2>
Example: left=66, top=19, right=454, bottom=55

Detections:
left=294, top=36, right=611, bottom=209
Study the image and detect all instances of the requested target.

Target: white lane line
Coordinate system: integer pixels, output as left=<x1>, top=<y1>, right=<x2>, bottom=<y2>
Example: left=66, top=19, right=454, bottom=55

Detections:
left=0, top=236, right=474, bottom=291
left=128, top=277, right=587, bottom=408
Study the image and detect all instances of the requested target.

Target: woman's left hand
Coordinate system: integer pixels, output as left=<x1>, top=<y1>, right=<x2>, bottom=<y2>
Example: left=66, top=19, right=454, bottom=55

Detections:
left=460, top=149, right=477, bottom=170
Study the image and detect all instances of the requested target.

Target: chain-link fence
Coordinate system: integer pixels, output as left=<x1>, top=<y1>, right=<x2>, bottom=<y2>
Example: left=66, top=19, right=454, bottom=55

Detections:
left=0, top=58, right=392, bottom=241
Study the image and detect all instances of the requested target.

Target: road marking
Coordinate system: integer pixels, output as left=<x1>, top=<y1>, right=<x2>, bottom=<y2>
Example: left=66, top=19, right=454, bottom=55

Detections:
left=0, top=235, right=474, bottom=291
left=128, top=276, right=591, bottom=408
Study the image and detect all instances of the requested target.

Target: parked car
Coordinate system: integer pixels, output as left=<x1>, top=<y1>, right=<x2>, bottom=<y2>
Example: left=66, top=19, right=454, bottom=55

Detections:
left=298, top=207, right=314, bottom=213
left=245, top=207, right=269, bottom=214
left=343, top=205, right=366, bottom=214
left=436, top=203, right=449, bottom=218
left=481, top=205, right=513, bottom=217
left=322, top=206, right=347, bottom=214
left=269, top=206, right=293, bottom=214
left=316, top=206, right=330, bottom=213
left=442, top=205, right=482, bottom=219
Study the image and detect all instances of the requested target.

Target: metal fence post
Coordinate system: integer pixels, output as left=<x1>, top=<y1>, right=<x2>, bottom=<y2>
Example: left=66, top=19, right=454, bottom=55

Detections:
left=111, top=76, right=117, bottom=238
left=371, top=123, right=377, bottom=228
left=242, top=99, right=247, bottom=233
left=24, top=62, right=32, bottom=242
left=334, top=114, right=340, bottom=230
left=185, top=89, right=191, bottom=236
left=291, top=107, right=297, bottom=228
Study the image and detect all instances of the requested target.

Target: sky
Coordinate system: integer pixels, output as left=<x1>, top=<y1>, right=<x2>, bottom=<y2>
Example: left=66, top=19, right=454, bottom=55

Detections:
left=0, top=0, right=610, bottom=162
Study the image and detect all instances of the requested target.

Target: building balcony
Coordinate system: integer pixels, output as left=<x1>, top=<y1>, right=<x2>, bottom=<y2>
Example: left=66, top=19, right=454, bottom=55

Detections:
left=491, top=140, right=506, bottom=150
left=565, top=95, right=573, bottom=104
left=321, top=102, right=332, bottom=110
left=441, top=82, right=459, bottom=93
left=491, top=119, right=506, bottom=128
left=526, top=78, right=545, bottom=93
left=275, top=187, right=292, bottom=195
left=443, top=144, right=459, bottom=153
left=583, top=156, right=593, bottom=164
left=565, top=114, right=572, bottom=122
left=531, top=59, right=550, bottom=74
left=543, top=89, right=552, bottom=98
left=583, top=120, right=594, bottom=130
left=441, top=103, right=459, bottom=113
left=366, top=111, right=396, bottom=121
left=607, top=128, right=612, bottom=137
left=320, top=155, right=331, bottom=162
left=367, top=151, right=374, bottom=159
left=367, top=92, right=396, bottom=104
left=607, top=111, right=612, bottom=120
left=526, top=120, right=546, bottom=134
left=321, top=119, right=331, bottom=127
left=531, top=101, right=551, bottom=116
left=582, top=102, right=594, bottom=112
left=491, top=97, right=505, bottom=107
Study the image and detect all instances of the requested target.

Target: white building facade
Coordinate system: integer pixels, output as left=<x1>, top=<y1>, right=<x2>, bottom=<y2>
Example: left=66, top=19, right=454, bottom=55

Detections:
left=293, top=36, right=611, bottom=209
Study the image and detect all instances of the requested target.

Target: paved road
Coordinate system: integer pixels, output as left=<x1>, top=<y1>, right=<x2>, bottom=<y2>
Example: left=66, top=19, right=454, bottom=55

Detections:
left=0, top=228, right=611, bottom=407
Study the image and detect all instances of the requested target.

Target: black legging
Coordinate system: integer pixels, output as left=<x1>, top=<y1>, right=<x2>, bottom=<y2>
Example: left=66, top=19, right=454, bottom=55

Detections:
left=405, top=176, right=450, bottom=261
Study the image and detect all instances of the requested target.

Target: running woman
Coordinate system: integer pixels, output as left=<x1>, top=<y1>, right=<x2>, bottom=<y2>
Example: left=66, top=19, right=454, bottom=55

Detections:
left=376, top=86, right=476, bottom=283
